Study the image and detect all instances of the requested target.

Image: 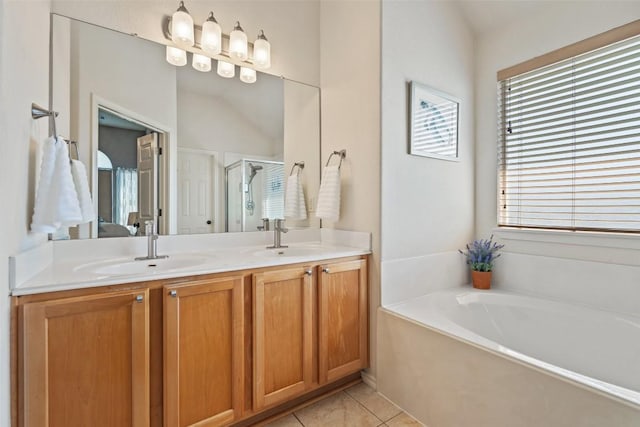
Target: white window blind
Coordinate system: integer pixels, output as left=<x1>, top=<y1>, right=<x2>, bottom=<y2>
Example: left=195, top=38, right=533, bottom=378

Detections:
left=498, top=34, right=640, bottom=232
left=262, top=163, right=284, bottom=219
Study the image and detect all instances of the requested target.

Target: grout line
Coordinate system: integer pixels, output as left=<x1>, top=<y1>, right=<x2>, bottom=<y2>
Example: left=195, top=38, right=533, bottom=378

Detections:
left=292, top=412, right=304, bottom=426
left=342, top=390, right=385, bottom=425
left=345, top=384, right=403, bottom=423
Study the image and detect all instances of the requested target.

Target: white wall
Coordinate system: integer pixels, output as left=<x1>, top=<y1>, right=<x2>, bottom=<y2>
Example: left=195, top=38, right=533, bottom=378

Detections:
left=380, top=0, right=475, bottom=306
left=475, top=2, right=640, bottom=308
left=52, top=0, right=320, bottom=87
left=177, top=88, right=281, bottom=157
left=0, top=1, right=51, bottom=425
left=320, top=0, right=381, bottom=381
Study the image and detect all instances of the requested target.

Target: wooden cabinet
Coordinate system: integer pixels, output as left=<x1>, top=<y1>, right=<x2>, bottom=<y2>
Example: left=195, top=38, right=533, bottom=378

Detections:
left=318, top=259, right=368, bottom=384
left=16, top=255, right=368, bottom=427
left=21, top=289, right=150, bottom=427
left=163, top=276, right=244, bottom=427
left=252, top=267, right=314, bottom=410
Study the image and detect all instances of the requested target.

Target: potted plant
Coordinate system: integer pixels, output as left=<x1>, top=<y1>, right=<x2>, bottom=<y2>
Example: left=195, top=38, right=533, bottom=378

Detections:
left=459, top=235, right=504, bottom=290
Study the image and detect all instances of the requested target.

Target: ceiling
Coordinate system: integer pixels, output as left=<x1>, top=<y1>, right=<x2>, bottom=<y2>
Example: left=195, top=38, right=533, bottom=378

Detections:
left=454, top=0, right=551, bottom=35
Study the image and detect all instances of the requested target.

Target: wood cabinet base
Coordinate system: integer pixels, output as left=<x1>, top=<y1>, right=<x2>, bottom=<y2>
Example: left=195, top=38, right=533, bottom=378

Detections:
left=13, top=255, right=369, bottom=427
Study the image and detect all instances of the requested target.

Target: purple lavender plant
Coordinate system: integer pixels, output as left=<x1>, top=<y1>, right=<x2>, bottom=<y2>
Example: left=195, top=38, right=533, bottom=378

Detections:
left=459, top=235, right=504, bottom=272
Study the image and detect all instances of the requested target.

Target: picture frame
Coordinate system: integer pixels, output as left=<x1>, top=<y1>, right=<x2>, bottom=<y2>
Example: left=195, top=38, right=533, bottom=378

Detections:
left=409, top=81, right=459, bottom=161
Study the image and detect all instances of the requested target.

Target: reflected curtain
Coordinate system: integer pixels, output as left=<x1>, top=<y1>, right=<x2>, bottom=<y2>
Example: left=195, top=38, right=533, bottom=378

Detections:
left=114, top=167, right=138, bottom=226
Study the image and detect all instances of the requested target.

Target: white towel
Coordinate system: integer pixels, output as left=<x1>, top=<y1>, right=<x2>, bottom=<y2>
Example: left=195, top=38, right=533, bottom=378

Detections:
left=31, top=137, right=83, bottom=233
left=71, top=159, right=95, bottom=224
left=284, top=173, right=307, bottom=220
left=31, top=136, right=59, bottom=233
left=315, top=165, right=341, bottom=222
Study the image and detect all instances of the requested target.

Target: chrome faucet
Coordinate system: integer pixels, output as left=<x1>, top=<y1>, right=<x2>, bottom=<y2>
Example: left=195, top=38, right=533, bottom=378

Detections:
left=135, top=220, right=168, bottom=261
left=267, top=219, right=288, bottom=249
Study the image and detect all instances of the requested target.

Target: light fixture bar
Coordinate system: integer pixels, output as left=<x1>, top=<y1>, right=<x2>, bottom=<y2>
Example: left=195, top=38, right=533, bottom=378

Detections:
left=164, top=16, right=256, bottom=65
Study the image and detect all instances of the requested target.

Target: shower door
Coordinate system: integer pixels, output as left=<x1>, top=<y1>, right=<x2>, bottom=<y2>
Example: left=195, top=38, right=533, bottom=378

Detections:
left=225, top=159, right=284, bottom=232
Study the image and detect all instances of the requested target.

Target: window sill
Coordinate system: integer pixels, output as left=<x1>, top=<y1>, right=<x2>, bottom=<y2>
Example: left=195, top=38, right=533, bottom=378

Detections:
left=492, top=227, right=640, bottom=266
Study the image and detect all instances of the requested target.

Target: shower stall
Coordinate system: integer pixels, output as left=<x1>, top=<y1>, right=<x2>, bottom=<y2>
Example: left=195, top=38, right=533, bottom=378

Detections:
left=225, top=159, right=285, bottom=232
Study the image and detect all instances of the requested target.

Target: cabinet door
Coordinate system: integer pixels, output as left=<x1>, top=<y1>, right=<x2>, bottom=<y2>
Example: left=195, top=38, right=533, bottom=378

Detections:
left=22, top=289, right=150, bottom=427
left=164, top=276, right=244, bottom=427
left=253, top=267, right=313, bottom=409
left=318, top=259, right=368, bottom=384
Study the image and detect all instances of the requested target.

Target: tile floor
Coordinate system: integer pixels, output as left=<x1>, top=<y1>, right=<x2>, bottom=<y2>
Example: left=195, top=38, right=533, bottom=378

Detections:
left=265, top=382, right=424, bottom=427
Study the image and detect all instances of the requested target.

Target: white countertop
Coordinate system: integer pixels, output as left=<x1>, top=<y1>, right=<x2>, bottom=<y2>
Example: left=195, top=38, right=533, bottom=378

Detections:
left=10, top=229, right=371, bottom=296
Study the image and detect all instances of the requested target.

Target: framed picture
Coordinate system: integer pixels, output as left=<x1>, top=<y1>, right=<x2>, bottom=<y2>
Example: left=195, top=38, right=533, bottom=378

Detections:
left=409, top=81, right=459, bottom=161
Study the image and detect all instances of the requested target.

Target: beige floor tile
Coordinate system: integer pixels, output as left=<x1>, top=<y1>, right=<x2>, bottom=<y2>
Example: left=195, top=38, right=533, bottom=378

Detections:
left=294, top=391, right=382, bottom=427
left=386, top=412, right=424, bottom=427
left=345, top=382, right=402, bottom=422
left=265, top=414, right=304, bottom=427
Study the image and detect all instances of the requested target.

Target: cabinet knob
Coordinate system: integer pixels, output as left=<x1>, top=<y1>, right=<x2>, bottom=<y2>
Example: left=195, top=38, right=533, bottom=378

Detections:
left=170, top=290, right=177, bottom=298
left=135, top=295, right=144, bottom=303
left=322, top=267, right=330, bottom=274
left=305, top=269, right=313, bottom=276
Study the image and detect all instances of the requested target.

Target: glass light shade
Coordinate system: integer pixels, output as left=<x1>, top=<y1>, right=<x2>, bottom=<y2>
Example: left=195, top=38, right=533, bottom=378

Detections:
left=217, top=60, right=235, bottom=78
left=239, top=67, right=257, bottom=84
left=229, top=22, right=248, bottom=61
left=171, top=2, right=194, bottom=47
left=201, top=13, right=222, bottom=55
left=253, top=30, right=271, bottom=69
left=192, top=54, right=212, bottom=72
left=166, top=46, right=187, bottom=66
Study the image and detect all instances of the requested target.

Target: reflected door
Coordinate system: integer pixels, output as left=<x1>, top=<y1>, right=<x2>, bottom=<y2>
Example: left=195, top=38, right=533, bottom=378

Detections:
left=137, top=133, right=158, bottom=231
left=177, top=149, right=216, bottom=234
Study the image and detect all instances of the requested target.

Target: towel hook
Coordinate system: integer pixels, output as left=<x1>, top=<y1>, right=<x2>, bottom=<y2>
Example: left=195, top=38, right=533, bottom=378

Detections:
left=325, top=149, right=346, bottom=169
left=289, top=161, right=305, bottom=176
left=31, top=103, right=59, bottom=138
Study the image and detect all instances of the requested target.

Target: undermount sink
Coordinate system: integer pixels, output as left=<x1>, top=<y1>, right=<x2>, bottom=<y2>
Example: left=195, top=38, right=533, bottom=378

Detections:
left=74, top=254, right=215, bottom=276
left=252, top=246, right=327, bottom=258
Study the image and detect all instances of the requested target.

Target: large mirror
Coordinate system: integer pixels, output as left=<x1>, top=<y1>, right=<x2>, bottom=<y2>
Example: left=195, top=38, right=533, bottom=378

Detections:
left=51, top=14, right=320, bottom=239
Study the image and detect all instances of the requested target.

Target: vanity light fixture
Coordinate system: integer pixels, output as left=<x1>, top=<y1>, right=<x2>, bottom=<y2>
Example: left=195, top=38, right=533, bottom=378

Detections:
left=171, top=1, right=195, bottom=48
left=217, top=60, right=235, bottom=78
left=253, top=30, right=271, bottom=69
left=229, top=21, right=248, bottom=61
left=166, top=46, right=187, bottom=66
left=239, top=67, right=257, bottom=84
left=192, top=53, right=211, bottom=72
left=164, top=7, right=270, bottom=83
left=201, top=12, right=222, bottom=55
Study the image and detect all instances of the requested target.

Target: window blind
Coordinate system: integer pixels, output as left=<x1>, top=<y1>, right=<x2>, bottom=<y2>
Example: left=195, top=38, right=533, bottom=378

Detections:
left=498, top=34, right=640, bottom=232
left=262, top=163, right=284, bottom=219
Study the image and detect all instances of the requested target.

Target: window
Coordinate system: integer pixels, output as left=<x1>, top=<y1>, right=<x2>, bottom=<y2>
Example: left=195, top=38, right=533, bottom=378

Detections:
left=498, top=24, right=640, bottom=233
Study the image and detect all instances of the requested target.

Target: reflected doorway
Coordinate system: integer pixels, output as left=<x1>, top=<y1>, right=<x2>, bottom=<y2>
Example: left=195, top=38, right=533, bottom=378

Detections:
left=96, top=107, right=166, bottom=238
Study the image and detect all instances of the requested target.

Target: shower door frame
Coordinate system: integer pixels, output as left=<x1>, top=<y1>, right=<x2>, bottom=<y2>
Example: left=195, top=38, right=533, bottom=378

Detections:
left=225, top=159, right=285, bottom=232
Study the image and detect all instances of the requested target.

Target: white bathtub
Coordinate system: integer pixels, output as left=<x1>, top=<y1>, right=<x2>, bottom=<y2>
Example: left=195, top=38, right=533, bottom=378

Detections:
left=378, top=288, right=640, bottom=426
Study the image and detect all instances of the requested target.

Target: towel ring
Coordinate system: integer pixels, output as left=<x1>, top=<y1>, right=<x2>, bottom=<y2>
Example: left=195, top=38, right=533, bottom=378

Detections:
left=67, top=140, right=79, bottom=161
left=289, top=161, right=305, bottom=176
left=325, top=149, right=346, bottom=169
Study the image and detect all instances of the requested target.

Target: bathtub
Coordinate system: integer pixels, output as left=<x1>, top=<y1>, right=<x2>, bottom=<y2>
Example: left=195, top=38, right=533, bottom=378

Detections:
left=377, top=288, right=640, bottom=427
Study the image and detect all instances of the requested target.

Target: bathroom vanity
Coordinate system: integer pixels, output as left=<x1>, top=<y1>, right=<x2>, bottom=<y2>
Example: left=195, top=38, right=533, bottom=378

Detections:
left=10, top=232, right=370, bottom=426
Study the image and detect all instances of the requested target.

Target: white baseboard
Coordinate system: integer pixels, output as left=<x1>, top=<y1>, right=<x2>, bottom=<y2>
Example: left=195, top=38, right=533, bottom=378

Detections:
left=360, top=370, right=377, bottom=389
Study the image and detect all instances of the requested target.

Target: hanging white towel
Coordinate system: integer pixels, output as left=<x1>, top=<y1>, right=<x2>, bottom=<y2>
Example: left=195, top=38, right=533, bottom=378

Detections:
left=31, top=136, right=59, bottom=233
left=31, top=137, right=83, bottom=232
left=315, top=165, right=341, bottom=222
left=71, top=159, right=95, bottom=224
left=284, top=173, right=307, bottom=220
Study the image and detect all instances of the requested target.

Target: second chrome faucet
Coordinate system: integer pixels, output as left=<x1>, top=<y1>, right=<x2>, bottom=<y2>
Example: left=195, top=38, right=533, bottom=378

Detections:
left=267, top=219, right=288, bottom=249
left=135, top=220, right=168, bottom=261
